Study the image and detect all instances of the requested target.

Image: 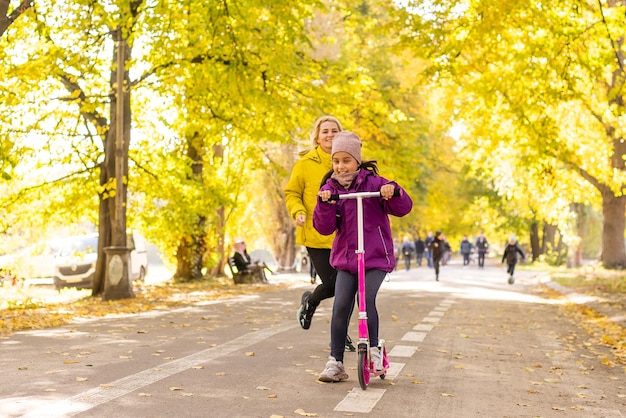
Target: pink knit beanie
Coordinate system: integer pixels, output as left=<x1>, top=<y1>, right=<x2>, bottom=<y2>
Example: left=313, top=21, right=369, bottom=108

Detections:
left=332, top=132, right=362, bottom=164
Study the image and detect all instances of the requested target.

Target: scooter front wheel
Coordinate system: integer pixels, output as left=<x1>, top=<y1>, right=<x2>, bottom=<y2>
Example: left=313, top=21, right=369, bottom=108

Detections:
left=358, top=350, right=369, bottom=390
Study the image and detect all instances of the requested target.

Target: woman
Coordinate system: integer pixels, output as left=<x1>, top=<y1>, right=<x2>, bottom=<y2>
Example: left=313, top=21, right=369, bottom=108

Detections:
left=284, top=116, right=354, bottom=350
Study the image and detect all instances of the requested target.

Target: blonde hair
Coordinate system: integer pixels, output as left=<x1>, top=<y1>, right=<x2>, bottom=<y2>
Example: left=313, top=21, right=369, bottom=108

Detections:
left=310, top=116, right=343, bottom=149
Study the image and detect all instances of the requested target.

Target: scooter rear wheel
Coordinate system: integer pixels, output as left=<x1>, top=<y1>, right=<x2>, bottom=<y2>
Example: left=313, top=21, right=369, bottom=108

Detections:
left=358, top=350, right=369, bottom=390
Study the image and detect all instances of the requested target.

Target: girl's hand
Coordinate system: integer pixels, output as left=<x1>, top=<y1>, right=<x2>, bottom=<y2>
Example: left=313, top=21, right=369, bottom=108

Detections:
left=380, top=184, right=395, bottom=200
left=296, top=213, right=306, bottom=226
left=318, top=190, right=335, bottom=203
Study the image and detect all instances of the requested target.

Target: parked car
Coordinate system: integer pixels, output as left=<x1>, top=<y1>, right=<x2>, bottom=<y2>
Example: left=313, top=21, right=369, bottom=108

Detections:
left=53, top=231, right=149, bottom=290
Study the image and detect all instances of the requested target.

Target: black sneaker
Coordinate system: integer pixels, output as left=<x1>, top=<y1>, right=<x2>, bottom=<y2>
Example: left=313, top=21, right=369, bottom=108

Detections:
left=345, top=335, right=356, bottom=352
left=297, top=291, right=315, bottom=329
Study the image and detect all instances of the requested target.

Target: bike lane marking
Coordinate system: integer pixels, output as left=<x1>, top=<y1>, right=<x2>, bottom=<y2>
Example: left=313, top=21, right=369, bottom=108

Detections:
left=335, top=388, right=386, bottom=413
left=22, top=320, right=299, bottom=418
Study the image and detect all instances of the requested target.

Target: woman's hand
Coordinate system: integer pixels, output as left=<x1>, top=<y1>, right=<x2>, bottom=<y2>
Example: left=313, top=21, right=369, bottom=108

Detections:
left=296, top=213, right=306, bottom=226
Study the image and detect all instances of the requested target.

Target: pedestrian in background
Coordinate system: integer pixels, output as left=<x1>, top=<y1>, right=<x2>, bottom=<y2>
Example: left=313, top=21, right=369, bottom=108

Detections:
left=429, top=231, right=445, bottom=281
left=460, top=235, right=473, bottom=266
left=424, top=231, right=434, bottom=268
left=475, top=231, right=489, bottom=269
left=414, top=235, right=425, bottom=267
left=502, top=235, right=525, bottom=284
left=401, top=236, right=415, bottom=271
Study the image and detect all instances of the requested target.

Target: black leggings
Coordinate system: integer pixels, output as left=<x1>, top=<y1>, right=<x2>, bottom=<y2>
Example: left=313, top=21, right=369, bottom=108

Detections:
left=330, top=269, right=386, bottom=362
left=306, top=247, right=337, bottom=307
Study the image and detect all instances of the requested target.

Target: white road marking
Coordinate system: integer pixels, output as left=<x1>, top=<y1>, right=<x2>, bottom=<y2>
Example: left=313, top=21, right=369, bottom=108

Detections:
left=22, top=321, right=298, bottom=418
left=334, top=388, right=386, bottom=413
left=385, top=362, right=405, bottom=380
left=428, top=310, right=445, bottom=316
left=402, top=331, right=427, bottom=342
left=422, top=316, right=441, bottom=323
left=388, top=344, right=418, bottom=357
left=414, top=323, right=434, bottom=331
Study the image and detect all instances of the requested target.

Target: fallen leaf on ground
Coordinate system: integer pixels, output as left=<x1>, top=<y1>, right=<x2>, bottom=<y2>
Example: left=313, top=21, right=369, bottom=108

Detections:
left=294, top=408, right=318, bottom=416
left=169, top=386, right=184, bottom=391
left=267, top=394, right=278, bottom=398
left=75, top=377, right=88, bottom=382
left=138, top=393, right=151, bottom=397
left=245, top=352, right=255, bottom=356
left=441, top=393, right=455, bottom=397
left=256, top=386, right=271, bottom=390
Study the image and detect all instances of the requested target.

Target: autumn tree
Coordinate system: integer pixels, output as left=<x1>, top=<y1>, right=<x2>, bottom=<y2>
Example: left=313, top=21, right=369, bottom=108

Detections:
left=400, top=0, right=625, bottom=268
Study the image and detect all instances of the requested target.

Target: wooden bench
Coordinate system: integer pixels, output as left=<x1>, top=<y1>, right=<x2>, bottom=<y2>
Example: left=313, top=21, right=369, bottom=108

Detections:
left=227, top=257, right=263, bottom=284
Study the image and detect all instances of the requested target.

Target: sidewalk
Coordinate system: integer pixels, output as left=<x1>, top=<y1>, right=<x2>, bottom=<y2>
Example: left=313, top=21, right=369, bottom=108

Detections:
left=540, top=276, right=626, bottom=328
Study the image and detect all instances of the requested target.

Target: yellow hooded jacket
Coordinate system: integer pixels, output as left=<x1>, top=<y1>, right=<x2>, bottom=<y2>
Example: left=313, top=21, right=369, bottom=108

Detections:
left=284, top=146, right=336, bottom=249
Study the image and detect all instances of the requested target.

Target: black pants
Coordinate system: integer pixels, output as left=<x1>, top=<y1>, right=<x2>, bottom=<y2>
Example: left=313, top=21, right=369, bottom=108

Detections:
left=477, top=251, right=486, bottom=267
left=507, top=262, right=517, bottom=276
left=306, top=247, right=337, bottom=307
left=433, top=255, right=442, bottom=276
left=462, top=253, right=470, bottom=265
left=415, top=252, right=423, bottom=266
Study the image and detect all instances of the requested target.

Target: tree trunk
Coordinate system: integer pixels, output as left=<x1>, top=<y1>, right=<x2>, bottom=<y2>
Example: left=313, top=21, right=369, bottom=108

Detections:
left=93, top=29, right=132, bottom=297
left=529, top=221, right=540, bottom=261
left=265, top=144, right=298, bottom=272
left=173, top=134, right=206, bottom=282
left=542, top=223, right=557, bottom=255
left=600, top=189, right=626, bottom=269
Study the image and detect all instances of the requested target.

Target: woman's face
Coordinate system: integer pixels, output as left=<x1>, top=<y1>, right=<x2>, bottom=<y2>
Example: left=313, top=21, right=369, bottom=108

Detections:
left=332, top=151, right=359, bottom=174
left=317, top=121, right=340, bottom=154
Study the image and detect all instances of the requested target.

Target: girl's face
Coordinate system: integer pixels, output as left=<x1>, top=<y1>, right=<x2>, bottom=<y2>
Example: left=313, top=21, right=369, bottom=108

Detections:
left=317, top=121, right=340, bottom=154
left=332, top=151, right=359, bottom=174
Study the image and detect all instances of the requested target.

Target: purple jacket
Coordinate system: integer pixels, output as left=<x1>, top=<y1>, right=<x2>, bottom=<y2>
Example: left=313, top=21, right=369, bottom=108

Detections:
left=313, top=168, right=413, bottom=274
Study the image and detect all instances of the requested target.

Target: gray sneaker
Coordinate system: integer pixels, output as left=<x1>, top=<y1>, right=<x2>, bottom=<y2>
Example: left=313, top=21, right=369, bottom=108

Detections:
left=370, top=347, right=383, bottom=371
left=318, top=357, right=349, bottom=382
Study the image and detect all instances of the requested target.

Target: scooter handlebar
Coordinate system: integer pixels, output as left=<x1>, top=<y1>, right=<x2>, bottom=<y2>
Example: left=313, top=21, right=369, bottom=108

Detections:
left=321, top=188, right=401, bottom=203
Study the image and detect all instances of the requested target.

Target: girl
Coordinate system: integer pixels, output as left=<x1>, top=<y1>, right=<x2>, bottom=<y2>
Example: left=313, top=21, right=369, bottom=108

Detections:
left=313, top=131, right=413, bottom=382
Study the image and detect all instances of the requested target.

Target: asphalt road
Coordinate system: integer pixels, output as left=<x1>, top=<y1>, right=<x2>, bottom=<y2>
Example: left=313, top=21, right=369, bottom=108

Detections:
left=1, top=261, right=624, bottom=417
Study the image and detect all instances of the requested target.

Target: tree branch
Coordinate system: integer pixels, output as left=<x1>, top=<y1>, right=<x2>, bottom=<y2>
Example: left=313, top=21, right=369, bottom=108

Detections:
left=0, top=0, right=32, bottom=37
